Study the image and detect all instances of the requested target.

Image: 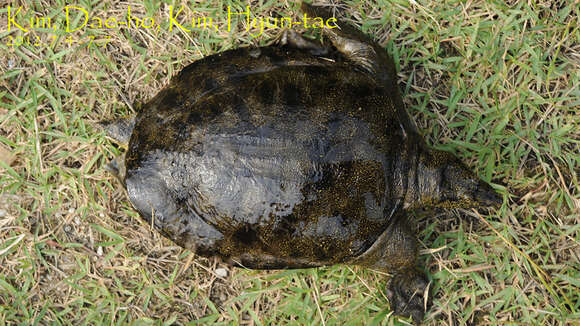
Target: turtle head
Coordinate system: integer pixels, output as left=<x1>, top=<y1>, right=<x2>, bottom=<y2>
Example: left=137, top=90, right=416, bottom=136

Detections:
left=411, top=148, right=502, bottom=209
left=436, top=154, right=501, bottom=209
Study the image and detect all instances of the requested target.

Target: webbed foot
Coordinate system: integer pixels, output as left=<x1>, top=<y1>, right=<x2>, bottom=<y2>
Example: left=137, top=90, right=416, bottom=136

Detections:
left=275, top=29, right=330, bottom=56
left=300, top=2, right=390, bottom=77
left=104, top=155, right=127, bottom=186
left=387, top=268, right=430, bottom=323
left=299, top=2, right=419, bottom=133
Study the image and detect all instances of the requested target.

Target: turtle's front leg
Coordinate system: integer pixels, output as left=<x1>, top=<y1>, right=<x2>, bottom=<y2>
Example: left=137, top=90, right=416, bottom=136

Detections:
left=387, top=266, right=429, bottom=323
left=275, top=29, right=330, bottom=56
left=353, top=213, right=429, bottom=323
left=384, top=216, right=429, bottom=323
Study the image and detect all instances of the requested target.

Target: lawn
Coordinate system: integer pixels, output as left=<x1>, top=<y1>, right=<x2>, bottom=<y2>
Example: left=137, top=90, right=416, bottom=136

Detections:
left=0, top=0, right=579, bottom=325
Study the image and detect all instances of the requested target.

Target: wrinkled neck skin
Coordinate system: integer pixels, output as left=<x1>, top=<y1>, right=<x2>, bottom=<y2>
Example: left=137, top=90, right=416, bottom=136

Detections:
left=402, top=143, right=446, bottom=210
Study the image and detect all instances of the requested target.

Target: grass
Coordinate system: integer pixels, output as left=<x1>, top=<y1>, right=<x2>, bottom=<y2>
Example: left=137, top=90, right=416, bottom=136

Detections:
left=0, top=0, right=579, bottom=325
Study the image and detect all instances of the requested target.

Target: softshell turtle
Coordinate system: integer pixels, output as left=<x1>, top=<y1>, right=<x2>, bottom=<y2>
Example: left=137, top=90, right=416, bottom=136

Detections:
left=101, top=3, right=501, bottom=323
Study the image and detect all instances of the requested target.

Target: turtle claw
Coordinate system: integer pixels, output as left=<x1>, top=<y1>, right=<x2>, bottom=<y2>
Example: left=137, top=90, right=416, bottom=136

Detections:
left=387, top=268, right=430, bottom=323
left=104, top=156, right=127, bottom=186
left=275, top=29, right=330, bottom=56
